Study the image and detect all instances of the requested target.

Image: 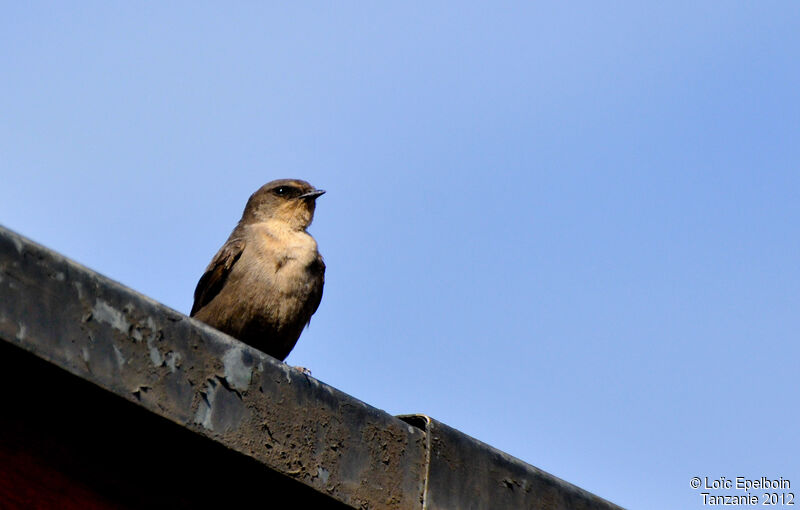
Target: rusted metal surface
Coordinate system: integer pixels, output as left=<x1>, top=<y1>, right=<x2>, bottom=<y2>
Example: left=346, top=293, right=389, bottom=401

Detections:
left=0, top=225, right=426, bottom=510
left=0, top=224, right=625, bottom=510
left=399, top=415, right=624, bottom=510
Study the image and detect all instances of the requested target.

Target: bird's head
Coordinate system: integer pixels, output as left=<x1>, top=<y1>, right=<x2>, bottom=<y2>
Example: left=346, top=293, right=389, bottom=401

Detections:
left=241, top=179, right=325, bottom=230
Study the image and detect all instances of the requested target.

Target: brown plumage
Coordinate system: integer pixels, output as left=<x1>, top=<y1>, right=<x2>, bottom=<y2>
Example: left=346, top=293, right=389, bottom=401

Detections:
left=191, top=179, right=325, bottom=361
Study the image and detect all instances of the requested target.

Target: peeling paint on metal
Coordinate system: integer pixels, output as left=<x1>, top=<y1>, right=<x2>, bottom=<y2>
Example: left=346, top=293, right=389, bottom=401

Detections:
left=164, top=351, right=181, bottom=373
left=280, top=364, right=292, bottom=384
left=73, top=280, right=84, bottom=299
left=194, top=380, right=215, bottom=430
left=131, top=327, right=143, bottom=342
left=112, top=344, right=126, bottom=368
left=193, top=377, right=247, bottom=433
left=92, top=299, right=130, bottom=333
left=222, top=347, right=252, bottom=392
left=147, top=335, right=163, bottom=366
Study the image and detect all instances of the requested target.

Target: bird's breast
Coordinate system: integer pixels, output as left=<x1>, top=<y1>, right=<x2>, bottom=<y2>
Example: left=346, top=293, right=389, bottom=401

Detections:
left=249, top=226, right=320, bottom=296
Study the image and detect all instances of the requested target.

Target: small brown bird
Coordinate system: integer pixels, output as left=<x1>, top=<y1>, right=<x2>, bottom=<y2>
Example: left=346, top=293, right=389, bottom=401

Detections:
left=191, top=179, right=325, bottom=361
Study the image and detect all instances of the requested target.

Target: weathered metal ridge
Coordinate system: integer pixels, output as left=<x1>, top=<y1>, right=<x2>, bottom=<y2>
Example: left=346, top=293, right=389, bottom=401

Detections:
left=0, top=225, right=623, bottom=510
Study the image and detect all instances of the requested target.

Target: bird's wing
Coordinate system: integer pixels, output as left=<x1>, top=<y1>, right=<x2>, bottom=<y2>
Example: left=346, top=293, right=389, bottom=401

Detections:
left=304, top=255, right=326, bottom=327
left=191, top=237, right=245, bottom=316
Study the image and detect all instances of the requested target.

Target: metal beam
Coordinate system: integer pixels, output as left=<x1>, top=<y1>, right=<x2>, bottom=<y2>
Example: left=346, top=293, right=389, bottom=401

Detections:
left=0, top=225, right=426, bottom=509
left=0, top=225, right=623, bottom=510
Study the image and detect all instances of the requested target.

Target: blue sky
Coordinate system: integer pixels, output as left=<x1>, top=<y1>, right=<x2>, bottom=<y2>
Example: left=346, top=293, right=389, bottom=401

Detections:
left=2, top=3, right=798, bottom=508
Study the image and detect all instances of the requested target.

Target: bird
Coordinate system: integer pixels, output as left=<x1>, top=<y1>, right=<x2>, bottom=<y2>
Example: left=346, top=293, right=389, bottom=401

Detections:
left=191, top=179, right=325, bottom=361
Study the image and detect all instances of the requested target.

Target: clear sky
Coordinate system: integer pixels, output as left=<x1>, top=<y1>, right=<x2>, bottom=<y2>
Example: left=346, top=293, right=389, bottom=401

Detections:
left=2, top=3, right=798, bottom=509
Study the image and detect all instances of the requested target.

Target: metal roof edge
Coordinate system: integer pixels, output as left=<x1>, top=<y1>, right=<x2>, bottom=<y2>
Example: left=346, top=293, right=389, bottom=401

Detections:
left=0, top=224, right=623, bottom=509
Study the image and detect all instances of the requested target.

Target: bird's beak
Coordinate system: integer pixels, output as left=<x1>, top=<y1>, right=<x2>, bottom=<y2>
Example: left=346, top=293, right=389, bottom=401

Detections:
left=299, top=189, right=326, bottom=200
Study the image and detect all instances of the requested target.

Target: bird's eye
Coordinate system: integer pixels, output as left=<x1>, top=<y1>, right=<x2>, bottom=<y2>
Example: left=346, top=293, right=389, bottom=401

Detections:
left=273, top=185, right=299, bottom=197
